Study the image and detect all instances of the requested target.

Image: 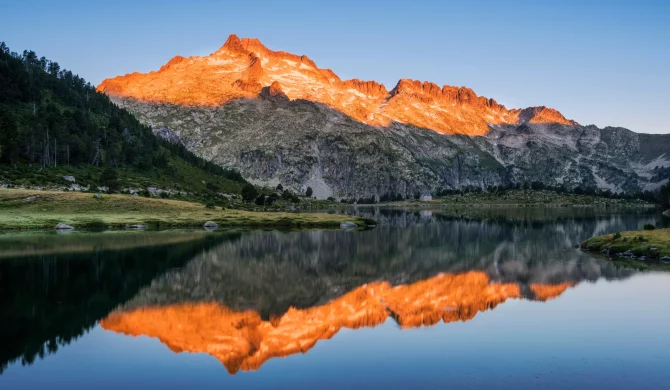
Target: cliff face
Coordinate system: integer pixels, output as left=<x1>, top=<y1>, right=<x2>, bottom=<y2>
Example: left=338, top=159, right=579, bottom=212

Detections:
left=97, top=35, right=670, bottom=198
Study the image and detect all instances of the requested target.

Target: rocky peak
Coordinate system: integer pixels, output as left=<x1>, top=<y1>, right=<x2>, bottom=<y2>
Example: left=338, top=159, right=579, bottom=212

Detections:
left=219, top=34, right=244, bottom=52
left=259, top=81, right=289, bottom=102
left=517, top=106, right=578, bottom=126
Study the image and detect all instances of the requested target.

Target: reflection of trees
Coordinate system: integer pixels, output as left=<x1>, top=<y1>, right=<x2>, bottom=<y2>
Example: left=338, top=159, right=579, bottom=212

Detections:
left=119, top=209, right=643, bottom=319
left=0, top=233, right=239, bottom=374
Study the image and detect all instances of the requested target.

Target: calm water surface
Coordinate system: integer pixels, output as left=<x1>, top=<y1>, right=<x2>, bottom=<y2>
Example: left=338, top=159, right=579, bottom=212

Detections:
left=1, top=207, right=669, bottom=389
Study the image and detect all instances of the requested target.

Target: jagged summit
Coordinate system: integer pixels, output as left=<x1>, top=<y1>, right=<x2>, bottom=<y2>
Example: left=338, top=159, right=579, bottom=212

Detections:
left=97, top=34, right=578, bottom=135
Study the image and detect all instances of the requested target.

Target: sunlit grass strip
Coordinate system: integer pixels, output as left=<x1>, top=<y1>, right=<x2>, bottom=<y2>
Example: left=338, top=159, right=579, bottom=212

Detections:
left=582, top=228, right=670, bottom=257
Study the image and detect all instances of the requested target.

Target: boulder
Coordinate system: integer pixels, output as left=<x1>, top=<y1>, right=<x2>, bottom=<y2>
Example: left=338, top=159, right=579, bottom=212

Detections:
left=63, top=175, right=76, bottom=183
left=55, top=223, right=74, bottom=230
left=203, top=221, right=219, bottom=228
left=638, top=256, right=647, bottom=261
left=622, top=251, right=633, bottom=257
left=660, top=256, right=670, bottom=262
left=124, top=224, right=148, bottom=230
left=94, top=193, right=102, bottom=199
left=340, top=221, right=357, bottom=229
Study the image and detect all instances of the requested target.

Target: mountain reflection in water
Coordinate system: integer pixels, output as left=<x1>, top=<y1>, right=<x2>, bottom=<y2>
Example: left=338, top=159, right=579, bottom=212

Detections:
left=1, top=207, right=666, bottom=378
left=94, top=207, right=662, bottom=375
left=102, top=271, right=574, bottom=374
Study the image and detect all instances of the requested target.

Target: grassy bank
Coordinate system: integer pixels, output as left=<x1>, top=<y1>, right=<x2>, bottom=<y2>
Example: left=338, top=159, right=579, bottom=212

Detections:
left=581, top=228, right=670, bottom=257
left=387, top=190, right=652, bottom=207
left=0, top=189, right=374, bottom=230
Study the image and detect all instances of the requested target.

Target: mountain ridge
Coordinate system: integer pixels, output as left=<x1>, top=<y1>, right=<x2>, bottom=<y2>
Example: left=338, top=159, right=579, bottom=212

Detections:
left=98, top=34, right=577, bottom=136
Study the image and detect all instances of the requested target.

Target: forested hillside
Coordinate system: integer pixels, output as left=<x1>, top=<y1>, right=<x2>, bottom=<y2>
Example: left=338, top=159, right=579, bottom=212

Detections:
left=0, top=42, right=244, bottom=195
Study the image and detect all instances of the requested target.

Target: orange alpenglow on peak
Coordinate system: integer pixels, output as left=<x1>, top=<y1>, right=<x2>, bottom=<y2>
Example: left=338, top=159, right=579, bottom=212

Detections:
left=97, top=34, right=578, bottom=135
left=100, top=271, right=575, bottom=374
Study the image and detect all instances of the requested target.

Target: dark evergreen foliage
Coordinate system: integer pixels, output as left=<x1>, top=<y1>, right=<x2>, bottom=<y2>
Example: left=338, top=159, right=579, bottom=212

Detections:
left=241, top=183, right=258, bottom=202
left=0, top=42, right=245, bottom=183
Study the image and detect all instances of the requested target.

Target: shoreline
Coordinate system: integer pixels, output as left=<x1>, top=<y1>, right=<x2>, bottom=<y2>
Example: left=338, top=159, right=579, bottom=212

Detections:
left=0, top=189, right=375, bottom=231
left=581, top=228, right=670, bottom=259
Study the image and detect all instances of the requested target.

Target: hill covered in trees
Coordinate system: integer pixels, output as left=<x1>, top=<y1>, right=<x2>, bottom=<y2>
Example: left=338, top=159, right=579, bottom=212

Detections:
left=0, top=42, right=245, bottom=197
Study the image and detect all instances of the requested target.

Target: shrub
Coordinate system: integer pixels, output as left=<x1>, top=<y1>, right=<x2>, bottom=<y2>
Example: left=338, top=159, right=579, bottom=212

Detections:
left=160, top=192, right=170, bottom=199
left=100, top=167, right=120, bottom=193
left=266, top=193, right=278, bottom=205
left=204, top=201, right=216, bottom=209
left=255, top=194, right=266, bottom=205
left=613, top=232, right=621, bottom=240
left=305, top=186, right=313, bottom=197
left=643, top=224, right=656, bottom=230
left=241, top=183, right=258, bottom=202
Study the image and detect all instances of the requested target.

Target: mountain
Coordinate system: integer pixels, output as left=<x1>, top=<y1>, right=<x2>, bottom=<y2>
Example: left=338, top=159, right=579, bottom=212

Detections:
left=98, top=35, right=670, bottom=199
left=0, top=42, right=245, bottom=195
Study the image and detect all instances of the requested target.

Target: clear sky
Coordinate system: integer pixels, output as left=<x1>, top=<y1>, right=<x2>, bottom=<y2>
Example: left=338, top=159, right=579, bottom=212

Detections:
left=1, top=0, right=668, bottom=133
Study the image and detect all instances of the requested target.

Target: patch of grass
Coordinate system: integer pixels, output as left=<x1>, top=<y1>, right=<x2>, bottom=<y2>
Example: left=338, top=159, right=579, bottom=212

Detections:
left=0, top=189, right=374, bottom=230
left=582, top=228, right=670, bottom=257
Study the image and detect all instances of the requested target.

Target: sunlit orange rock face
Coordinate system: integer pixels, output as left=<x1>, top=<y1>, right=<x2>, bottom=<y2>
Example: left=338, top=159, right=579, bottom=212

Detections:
left=530, top=282, right=575, bottom=301
left=97, top=34, right=577, bottom=136
left=101, top=271, right=573, bottom=374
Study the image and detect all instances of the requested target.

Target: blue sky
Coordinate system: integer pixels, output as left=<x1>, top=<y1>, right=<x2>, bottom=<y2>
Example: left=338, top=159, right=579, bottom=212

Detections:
left=1, top=0, right=668, bottom=133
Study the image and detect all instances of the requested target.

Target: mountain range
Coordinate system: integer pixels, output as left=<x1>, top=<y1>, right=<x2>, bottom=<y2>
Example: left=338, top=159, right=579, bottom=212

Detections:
left=98, top=34, right=670, bottom=198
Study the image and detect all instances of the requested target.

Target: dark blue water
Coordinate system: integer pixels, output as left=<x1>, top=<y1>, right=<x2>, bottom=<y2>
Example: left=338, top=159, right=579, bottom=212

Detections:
left=1, top=208, right=669, bottom=389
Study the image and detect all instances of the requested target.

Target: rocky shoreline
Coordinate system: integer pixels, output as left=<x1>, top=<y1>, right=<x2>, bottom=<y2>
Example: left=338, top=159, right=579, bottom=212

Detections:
left=581, top=228, right=670, bottom=265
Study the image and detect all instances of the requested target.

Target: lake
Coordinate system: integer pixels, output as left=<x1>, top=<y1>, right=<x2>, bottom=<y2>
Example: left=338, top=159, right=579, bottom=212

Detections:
left=1, top=207, right=669, bottom=389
